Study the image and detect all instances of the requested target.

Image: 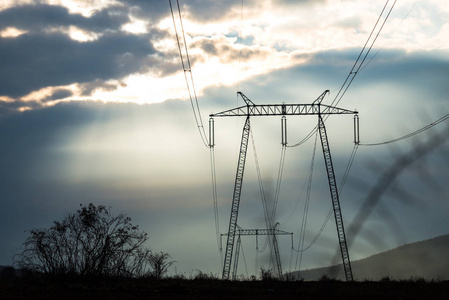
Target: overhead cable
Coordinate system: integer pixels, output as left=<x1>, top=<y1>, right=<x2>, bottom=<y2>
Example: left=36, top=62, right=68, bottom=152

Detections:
left=169, top=0, right=209, bottom=147
left=270, top=146, right=287, bottom=226
left=339, top=144, right=359, bottom=190
left=250, top=129, right=271, bottom=230
left=292, top=139, right=359, bottom=259
left=250, top=129, right=276, bottom=263
left=286, top=126, right=318, bottom=148
left=360, top=113, right=449, bottom=146
left=330, top=0, right=397, bottom=109
left=359, top=0, right=420, bottom=73
left=288, top=0, right=397, bottom=148
left=210, top=148, right=221, bottom=253
left=294, top=130, right=318, bottom=271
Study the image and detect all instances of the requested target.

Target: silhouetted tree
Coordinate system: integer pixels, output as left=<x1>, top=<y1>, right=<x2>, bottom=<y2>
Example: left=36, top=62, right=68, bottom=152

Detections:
left=14, top=204, right=169, bottom=278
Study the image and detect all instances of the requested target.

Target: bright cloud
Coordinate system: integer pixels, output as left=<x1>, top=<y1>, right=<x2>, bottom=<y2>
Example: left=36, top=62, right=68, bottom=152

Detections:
left=0, top=0, right=448, bottom=111
left=0, top=26, right=27, bottom=38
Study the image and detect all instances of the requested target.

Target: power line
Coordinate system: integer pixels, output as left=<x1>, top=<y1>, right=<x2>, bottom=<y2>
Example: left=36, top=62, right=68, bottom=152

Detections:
left=330, top=0, right=397, bottom=109
left=292, top=140, right=359, bottom=262
left=339, top=144, right=359, bottom=191
left=288, top=0, right=397, bottom=148
left=345, top=127, right=449, bottom=252
left=360, top=113, right=449, bottom=146
left=210, top=147, right=221, bottom=254
left=294, top=130, right=318, bottom=271
left=286, top=126, right=318, bottom=148
left=270, top=146, right=286, bottom=226
left=250, top=129, right=271, bottom=230
left=237, top=0, right=244, bottom=92
left=359, top=0, right=420, bottom=73
left=250, top=128, right=278, bottom=271
left=169, top=0, right=209, bottom=147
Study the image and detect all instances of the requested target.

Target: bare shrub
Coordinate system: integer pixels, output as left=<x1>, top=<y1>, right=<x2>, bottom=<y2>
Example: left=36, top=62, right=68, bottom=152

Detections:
left=14, top=204, right=170, bottom=278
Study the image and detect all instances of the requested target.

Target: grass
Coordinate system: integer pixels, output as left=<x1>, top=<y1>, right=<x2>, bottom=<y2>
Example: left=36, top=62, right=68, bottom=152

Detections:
left=1, top=273, right=448, bottom=300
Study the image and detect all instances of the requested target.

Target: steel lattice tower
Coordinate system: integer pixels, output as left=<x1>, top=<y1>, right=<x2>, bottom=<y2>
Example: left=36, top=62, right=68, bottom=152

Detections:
left=210, top=91, right=358, bottom=281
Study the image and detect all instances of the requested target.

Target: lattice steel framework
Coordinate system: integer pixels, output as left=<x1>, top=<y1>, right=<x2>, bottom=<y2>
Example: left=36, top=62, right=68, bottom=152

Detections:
left=221, top=225, right=293, bottom=279
left=318, top=114, right=353, bottom=281
left=211, top=91, right=357, bottom=281
left=221, top=116, right=251, bottom=280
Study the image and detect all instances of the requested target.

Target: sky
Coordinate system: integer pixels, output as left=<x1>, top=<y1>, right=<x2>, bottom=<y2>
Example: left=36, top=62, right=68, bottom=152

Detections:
left=1, top=0, right=449, bottom=278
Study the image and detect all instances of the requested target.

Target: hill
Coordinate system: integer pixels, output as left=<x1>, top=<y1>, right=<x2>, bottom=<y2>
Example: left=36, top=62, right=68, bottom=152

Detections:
left=293, top=234, right=449, bottom=281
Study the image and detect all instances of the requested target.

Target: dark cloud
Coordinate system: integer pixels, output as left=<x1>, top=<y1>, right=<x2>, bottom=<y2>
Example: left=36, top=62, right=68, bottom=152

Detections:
left=356, top=49, right=449, bottom=95
left=79, top=79, right=126, bottom=96
left=0, top=3, right=176, bottom=101
left=179, top=0, right=246, bottom=23
left=45, top=88, right=73, bottom=101
left=289, top=48, right=449, bottom=97
left=0, top=31, right=158, bottom=97
left=121, top=0, right=171, bottom=22
left=0, top=100, right=44, bottom=115
left=0, top=4, right=129, bottom=33
left=175, top=0, right=325, bottom=23
left=193, top=38, right=268, bottom=63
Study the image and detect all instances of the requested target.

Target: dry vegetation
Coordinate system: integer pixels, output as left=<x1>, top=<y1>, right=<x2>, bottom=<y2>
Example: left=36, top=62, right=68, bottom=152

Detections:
left=1, top=270, right=448, bottom=300
left=4, top=206, right=448, bottom=299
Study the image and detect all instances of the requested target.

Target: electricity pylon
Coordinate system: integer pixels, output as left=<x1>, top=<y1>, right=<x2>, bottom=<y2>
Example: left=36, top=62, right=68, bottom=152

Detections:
left=210, top=90, right=358, bottom=281
left=221, top=224, right=293, bottom=279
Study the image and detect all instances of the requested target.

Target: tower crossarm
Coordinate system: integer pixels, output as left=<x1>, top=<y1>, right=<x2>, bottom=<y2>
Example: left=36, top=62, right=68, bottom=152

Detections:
left=221, top=226, right=293, bottom=279
left=222, top=228, right=293, bottom=236
left=210, top=104, right=357, bottom=117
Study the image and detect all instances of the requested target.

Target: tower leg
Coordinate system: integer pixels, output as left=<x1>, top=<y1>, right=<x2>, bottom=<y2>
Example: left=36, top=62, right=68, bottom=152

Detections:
left=318, top=115, right=353, bottom=281
left=222, top=116, right=251, bottom=279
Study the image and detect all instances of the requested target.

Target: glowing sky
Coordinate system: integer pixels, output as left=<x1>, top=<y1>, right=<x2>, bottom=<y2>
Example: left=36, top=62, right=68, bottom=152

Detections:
left=1, top=0, right=449, bottom=278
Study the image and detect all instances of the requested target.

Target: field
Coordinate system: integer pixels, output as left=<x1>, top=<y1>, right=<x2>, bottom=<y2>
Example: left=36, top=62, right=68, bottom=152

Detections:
left=1, top=278, right=448, bottom=300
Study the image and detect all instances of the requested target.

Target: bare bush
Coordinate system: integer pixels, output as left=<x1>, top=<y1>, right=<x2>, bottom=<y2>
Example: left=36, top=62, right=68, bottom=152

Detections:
left=14, top=204, right=171, bottom=278
left=149, top=252, right=175, bottom=279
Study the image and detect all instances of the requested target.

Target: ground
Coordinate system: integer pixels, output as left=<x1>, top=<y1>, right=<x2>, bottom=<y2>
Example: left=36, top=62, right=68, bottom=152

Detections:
left=1, top=278, right=449, bottom=299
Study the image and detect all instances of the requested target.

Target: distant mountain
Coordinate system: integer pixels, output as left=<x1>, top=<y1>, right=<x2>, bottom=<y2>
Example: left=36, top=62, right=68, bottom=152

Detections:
left=292, top=234, right=449, bottom=281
